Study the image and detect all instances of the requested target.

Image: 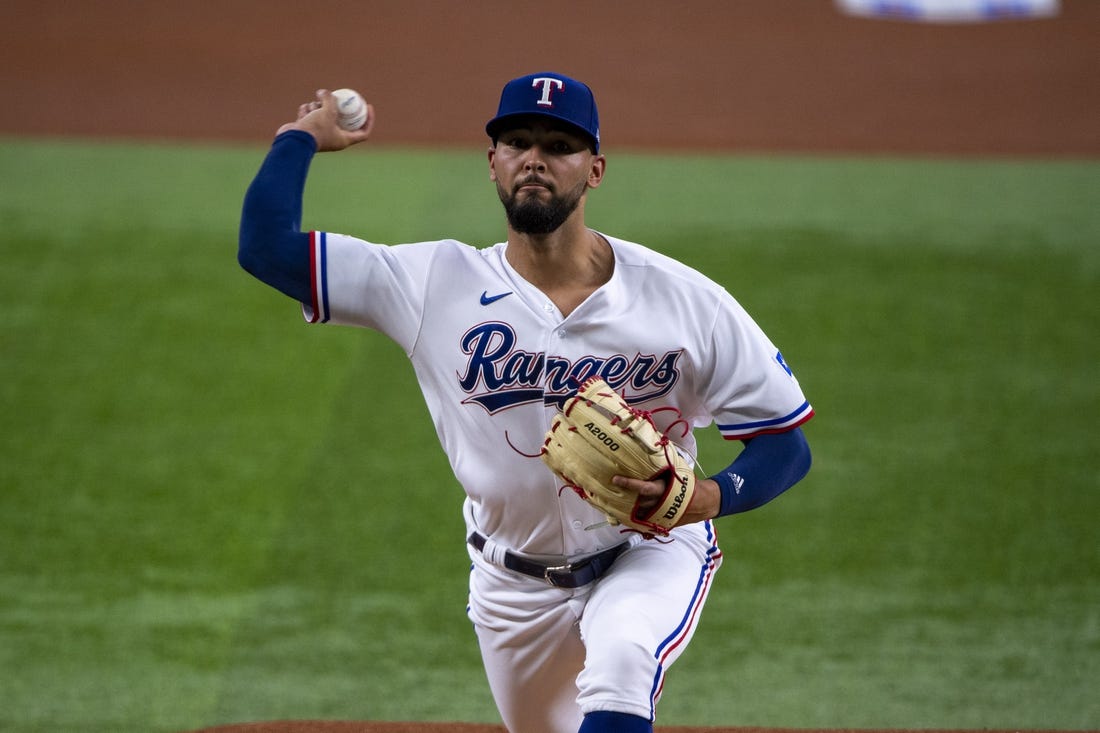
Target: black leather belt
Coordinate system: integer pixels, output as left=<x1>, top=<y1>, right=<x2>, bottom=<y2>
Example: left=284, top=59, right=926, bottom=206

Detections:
left=467, top=532, right=627, bottom=588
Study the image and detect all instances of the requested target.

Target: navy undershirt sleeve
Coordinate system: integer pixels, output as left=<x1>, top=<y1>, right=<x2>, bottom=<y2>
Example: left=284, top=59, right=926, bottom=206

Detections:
left=709, top=427, right=811, bottom=517
left=237, top=129, right=318, bottom=304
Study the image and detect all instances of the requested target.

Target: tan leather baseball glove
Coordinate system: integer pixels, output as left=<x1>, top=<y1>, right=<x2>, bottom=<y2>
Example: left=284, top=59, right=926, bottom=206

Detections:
left=541, top=377, right=696, bottom=537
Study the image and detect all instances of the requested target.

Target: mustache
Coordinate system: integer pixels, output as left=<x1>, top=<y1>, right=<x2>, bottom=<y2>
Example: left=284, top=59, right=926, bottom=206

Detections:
left=514, top=175, right=553, bottom=193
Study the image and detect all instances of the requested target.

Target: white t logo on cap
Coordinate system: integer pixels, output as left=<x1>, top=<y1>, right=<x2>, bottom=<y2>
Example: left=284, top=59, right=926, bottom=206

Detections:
left=532, top=77, right=564, bottom=107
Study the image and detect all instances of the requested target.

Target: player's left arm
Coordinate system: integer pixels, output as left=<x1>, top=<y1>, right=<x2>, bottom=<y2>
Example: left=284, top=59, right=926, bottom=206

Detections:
left=707, top=426, right=811, bottom=516
left=617, top=426, right=811, bottom=524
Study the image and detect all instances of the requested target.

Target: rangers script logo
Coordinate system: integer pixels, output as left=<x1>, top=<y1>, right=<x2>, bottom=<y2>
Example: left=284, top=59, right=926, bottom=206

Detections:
left=458, top=322, right=682, bottom=413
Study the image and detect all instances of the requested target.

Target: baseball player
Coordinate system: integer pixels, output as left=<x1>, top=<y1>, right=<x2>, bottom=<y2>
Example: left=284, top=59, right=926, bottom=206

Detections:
left=238, top=72, right=813, bottom=733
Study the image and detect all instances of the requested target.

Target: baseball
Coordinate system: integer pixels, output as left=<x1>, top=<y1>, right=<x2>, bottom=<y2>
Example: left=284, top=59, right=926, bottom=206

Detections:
left=332, top=88, right=368, bottom=131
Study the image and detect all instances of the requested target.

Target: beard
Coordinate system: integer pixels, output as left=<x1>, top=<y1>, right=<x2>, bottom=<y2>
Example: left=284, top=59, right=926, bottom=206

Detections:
left=498, top=177, right=586, bottom=235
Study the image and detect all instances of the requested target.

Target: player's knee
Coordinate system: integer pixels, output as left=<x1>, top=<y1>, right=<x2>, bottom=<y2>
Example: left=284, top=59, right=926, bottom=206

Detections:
left=576, top=637, right=658, bottom=718
left=598, top=637, right=654, bottom=678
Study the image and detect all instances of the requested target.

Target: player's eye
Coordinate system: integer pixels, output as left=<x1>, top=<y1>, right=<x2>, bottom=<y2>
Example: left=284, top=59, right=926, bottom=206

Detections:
left=502, top=134, right=531, bottom=149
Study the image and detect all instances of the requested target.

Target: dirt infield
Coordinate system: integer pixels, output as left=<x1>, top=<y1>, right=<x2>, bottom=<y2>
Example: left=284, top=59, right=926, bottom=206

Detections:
left=6, top=3, right=1094, bottom=733
left=2, top=1, right=1097, bottom=155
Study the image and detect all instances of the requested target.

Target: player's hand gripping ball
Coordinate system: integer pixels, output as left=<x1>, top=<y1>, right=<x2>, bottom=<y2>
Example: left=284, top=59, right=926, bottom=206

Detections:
left=541, top=377, right=697, bottom=537
left=332, top=88, right=369, bottom=131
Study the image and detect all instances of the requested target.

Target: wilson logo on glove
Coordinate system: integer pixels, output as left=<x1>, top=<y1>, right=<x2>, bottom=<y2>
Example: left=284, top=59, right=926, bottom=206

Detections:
left=661, top=475, right=690, bottom=522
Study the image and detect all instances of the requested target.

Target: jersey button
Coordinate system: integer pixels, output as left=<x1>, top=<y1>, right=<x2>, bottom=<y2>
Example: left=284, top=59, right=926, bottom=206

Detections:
left=557, top=329, right=567, bottom=338
left=571, top=520, right=583, bottom=530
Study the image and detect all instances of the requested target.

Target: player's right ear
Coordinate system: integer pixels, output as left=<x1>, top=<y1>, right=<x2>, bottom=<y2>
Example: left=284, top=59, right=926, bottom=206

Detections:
left=488, top=146, right=498, bottom=181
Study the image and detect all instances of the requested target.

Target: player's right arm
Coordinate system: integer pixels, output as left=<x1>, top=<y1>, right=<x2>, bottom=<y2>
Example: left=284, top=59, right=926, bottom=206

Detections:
left=238, top=90, right=374, bottom=302
left=238, top=129, right=315, bottom=303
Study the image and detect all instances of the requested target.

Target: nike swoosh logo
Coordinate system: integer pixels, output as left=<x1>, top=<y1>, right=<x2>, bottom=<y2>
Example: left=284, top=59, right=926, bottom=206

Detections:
left=480, top=290, right=513, bottom=306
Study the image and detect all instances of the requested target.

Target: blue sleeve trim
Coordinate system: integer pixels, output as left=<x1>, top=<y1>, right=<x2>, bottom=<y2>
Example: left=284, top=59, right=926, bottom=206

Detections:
left=717, top=401, right=814, bottom=440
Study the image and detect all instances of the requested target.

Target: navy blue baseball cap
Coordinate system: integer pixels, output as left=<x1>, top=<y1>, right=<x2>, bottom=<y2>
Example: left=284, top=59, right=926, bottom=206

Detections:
left=486, top=72, right=600, bottom=153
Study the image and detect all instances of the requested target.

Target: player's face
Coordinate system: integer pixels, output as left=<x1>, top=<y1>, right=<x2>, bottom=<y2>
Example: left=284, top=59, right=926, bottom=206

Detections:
left=489, top=120, right=605, bottom=235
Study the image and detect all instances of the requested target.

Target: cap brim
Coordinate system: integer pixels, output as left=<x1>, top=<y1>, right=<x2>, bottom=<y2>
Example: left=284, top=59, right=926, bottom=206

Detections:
left=485, top=111, right=599, bottom=152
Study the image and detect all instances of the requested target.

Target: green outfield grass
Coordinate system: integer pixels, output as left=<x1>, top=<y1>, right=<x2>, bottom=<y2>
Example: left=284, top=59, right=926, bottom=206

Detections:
left=1, top=137, right=1097, bottom=732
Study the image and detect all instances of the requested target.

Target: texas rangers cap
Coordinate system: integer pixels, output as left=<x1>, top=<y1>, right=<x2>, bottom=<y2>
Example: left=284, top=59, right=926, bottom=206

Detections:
left=486, top=72, right=601, bottom=153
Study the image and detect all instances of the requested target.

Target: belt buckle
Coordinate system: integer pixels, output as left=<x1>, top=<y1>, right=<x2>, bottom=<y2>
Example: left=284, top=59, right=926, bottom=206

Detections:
left=543, top=563, right=575, bottom=587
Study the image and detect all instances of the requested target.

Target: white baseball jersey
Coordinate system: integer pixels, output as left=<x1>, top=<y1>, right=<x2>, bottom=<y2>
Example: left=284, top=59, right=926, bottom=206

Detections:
left=302, top=230, right=812, bottom=557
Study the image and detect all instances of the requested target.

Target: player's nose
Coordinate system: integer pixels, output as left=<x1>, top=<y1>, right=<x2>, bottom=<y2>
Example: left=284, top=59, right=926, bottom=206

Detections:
left=521, top=146, right=548, bottom=171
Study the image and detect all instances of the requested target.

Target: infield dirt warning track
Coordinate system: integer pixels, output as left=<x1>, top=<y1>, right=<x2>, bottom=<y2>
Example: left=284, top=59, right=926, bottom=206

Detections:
left=2, top=1, right=1097, bottom=155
